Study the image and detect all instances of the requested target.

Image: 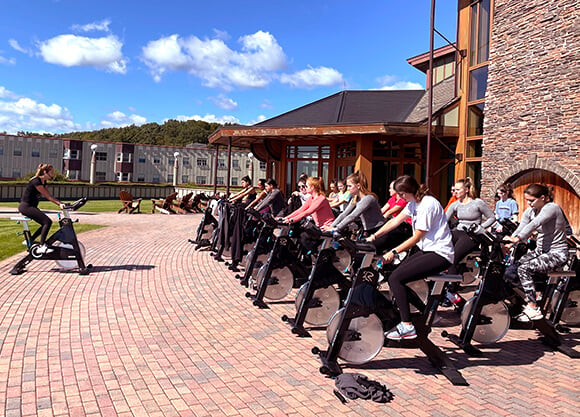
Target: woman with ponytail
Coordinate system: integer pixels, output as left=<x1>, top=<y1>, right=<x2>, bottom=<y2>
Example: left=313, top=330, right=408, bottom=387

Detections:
left=19, top=164, right=65, bottom=254
left=368, top=175, right=454, bottom=340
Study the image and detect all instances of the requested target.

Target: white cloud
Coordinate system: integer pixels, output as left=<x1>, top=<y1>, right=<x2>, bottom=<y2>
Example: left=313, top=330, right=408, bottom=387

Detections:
left=279, top=66, right=344, bottom=89
left=99, top=110, right=147, bottom=128
left=0, top=54, right=16, bottom=65
left=0, top=94, right=80, bottom=134
left=376, top=74, right=423, bottom=90
left=39, top=34, right=128, bottom=74
left=71, top=19, right=112, bottom=33
left=142, top=30, right=286, bottom=89
left=259, top=99, right=273, bottom=110
left=248, top=115, right=267, bottom=125
left=8, top=39, right=28, bottom=54
left=174, top=113, right=240, bottom=124
left=209, top=94, right=238, bottom=111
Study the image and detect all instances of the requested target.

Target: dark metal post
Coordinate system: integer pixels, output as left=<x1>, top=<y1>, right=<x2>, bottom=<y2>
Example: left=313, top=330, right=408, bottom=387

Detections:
left=426, top=0, right=436, bottom=188
left=226, top=137, right=232, bottom=196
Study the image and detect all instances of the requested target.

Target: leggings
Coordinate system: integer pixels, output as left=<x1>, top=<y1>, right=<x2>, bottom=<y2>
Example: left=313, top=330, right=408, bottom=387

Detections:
left=517, top=249, right=568, bottom=304
left=446, top=229, right=479, bottom=292
left=19, top=203, right=52, bottom=245
left=388, top=250, right=451, bottom=322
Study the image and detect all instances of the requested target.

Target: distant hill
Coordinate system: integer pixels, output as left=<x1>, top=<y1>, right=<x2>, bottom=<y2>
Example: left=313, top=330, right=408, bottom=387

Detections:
left=48, top=119, right=225, bottom=146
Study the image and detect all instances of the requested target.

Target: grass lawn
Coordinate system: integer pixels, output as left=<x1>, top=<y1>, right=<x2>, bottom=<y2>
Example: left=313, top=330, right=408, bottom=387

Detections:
left=0, top=199, right=117, bottom=261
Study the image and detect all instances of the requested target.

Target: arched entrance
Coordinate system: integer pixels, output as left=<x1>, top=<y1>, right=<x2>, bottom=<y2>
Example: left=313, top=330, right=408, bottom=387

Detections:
left=508, top=169, right=580, bottom=233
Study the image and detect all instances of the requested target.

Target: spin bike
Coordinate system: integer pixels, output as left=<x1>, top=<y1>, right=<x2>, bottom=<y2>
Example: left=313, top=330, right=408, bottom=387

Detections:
left=442, top=224, right=580, bottom=358
left=282, top=228, right=353, bottom=337
left=236, top=208, right=277, bottom=287
left=245, top=219, right=311, bottom=308
left=189, top=197, right=219, bottom=250
left=312, top=236, right=468, bottom=386
left=10, top=198, right=92, bottom=276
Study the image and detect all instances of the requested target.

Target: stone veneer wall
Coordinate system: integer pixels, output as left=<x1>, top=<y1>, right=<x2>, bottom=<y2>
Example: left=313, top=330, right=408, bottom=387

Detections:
left=481, top=0, right=580, bottom=200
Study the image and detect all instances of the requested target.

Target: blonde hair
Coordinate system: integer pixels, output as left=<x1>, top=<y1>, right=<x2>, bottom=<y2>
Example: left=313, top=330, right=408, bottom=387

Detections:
left=456, top=177, right=478, bottom=199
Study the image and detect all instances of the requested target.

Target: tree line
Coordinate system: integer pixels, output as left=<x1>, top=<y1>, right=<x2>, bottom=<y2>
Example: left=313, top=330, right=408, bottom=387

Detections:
left=16, top=119, right=225, bottom=147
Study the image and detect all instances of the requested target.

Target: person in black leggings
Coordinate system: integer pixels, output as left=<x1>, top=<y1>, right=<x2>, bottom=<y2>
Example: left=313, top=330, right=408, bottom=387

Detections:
left=368, top=175, right=454, bottom=340
left=19, top=164, right=65, bottom=254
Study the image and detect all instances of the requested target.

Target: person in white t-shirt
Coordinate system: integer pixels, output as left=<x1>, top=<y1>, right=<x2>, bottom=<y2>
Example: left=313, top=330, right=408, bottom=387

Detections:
left=368, top=175, right=454, bottom=340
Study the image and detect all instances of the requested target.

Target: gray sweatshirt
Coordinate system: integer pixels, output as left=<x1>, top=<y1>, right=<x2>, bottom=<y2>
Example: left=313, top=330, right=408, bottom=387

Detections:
left=513, top=202, right=568, bottom=254
left=332, top=194, right=385, bottom=232
left=446, top=198, right=496, bottom=231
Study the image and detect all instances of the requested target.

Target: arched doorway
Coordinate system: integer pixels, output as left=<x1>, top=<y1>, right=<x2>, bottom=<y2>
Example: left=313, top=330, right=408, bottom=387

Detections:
left=508, top=169, right=580, bottom=234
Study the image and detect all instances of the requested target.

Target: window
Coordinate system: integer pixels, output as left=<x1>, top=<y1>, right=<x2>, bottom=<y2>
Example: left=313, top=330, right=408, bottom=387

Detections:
left=181, top=175, right=189, bottom=183
left=470, top=0, right=491, bottom=66
left=216, top=177, right=225, bottom=185
left=285, top=145, right=330, bottom=191
left=64, top=149, right=79, bottom=159
left=182, top=157, right=190, bottom=167
left=95, top=152, right=108, bottom=161
left=152, top=175, right=160, bottom=183
left=153, top=156, right=161, bottom=164
left=218, top=159, right=226, bottom=169
left=49, top=148, right=57, bottom=158
left=0, top=145, right=3, bottom=155
left=13, top=169, right=21, bottom=178
left=259, top=161, right=266, bottom=170
left=246, top=159, right=251, bottom=169
left=196, top=176, right=207, bottom=185
left=116, top=153, right=132, bottom=163
left=31, top=149, right=40, bottom=157
left=138, top=156, right=146, bottom=163
left=116, top=172, right=131, bottom=182
left=232, top=159, right=240, bottom=169
left=168, top=158, right=175, bottom=165
left=14, top=146, right=22, bottom=156
left=197, top=158, right=208, bottom=167
left=167, top=174, right=174, bottom=183
left=137, top=175, right=145, bottom=182
left=231, top=177, right=238, bottom=185
left=67, top=170, right=81, bottom=180
left=96, top=172, right=107, bottom=181
left=467, top=103, right=485, bottom=137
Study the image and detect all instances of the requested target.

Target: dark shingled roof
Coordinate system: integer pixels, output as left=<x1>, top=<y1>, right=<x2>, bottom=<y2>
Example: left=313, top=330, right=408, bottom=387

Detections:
left=255, top=90, right=425, bottom=127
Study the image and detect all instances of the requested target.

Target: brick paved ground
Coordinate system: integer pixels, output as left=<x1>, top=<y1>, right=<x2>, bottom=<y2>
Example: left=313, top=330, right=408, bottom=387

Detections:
left=0, top=208, right=579, bottom=417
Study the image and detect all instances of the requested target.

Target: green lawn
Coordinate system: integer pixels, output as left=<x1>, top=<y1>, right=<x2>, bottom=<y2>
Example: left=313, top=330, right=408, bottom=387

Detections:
left=0, top=200, right=117, bottom=261
left=0, top=199, right=122, bottom=213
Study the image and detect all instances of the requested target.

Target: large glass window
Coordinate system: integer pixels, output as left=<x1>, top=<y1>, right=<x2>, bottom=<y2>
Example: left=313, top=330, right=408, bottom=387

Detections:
left=468, top=66, right=488, bottom=101
left=467, top=103, right=485, bottom=137
left=285, top=145, right=330, bottom=190
left=470, top=0, right=491, bottom=66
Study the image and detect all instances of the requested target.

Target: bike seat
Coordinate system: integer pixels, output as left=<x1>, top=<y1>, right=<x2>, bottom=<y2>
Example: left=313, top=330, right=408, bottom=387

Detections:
left=425, top=273, right=463, bottom=283
left=10, top=216, right=31, bottom=222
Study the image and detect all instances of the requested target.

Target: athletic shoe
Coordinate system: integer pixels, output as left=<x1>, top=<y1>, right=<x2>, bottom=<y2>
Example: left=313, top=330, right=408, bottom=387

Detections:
left=385, top=322, right=417, bottom=340
left=36, top=244, right=54, bottom=255
left=516, top=305, right=543, bottom=322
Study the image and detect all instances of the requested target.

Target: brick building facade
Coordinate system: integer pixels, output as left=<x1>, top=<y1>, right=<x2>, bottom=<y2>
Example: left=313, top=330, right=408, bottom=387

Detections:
left=480, top=0, right=580, bottom=228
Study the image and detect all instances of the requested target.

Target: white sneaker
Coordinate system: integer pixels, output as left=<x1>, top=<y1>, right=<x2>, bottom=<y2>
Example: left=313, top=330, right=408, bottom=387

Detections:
left=36, top=244, right=54, bottom=255
left=22, top=240, right=28, bottom=246
left=516, top=305, right=543, bottom=322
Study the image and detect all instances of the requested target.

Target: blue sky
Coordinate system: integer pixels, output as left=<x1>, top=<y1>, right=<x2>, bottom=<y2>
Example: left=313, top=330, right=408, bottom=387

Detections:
left=0, top=0, right=457, bottom=135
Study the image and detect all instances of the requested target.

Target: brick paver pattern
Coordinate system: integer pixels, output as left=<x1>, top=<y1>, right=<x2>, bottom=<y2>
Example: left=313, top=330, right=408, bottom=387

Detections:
left=0, top=209, right=579, bottom=416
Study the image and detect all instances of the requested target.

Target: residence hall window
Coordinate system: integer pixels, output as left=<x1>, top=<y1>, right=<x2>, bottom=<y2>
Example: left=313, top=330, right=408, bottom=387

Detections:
left=153, top=156, right=161, bottom=164
left=31, top=149, right=40, bottom=157
left=196, top=176, right=207, bottom=185
left=466, top=0, right=491, bottom=190
left=197, top=158, right=208, bottom=168
left=138, top=155, right=146, bottom=163
left=49, top=148, right=57, bottom=158
left=96, top=152, right=108, bottom=161
left=259, top=161, right=266, bottom=170
left=0, top=145, right=4, bottom=155
left=182, top=175, right=189, bottom=183
left=96, top=172, right=107, bottom=182
left=116, top=153, right=132, bottom=163
left=64, top=149, right=79, bottom=159
left=116, top=172, right=131, bottom=182
left=285, top=145, right=330, bottom=193
left=137, top=175, right=145, bottom=182
left=218, top=159, right=226, bottom=169
left=182, top=157, right=190, bottom=167
left=232, top=159, right=240, bottom=169
left=216, top=177, right=225, bottom=185
left=14, top=146, right=22, bottom=157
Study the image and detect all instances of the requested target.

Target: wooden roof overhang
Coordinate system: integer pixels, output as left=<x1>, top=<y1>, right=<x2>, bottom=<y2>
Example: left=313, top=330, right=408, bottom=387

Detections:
left=208, top=123, right=458, bottom=162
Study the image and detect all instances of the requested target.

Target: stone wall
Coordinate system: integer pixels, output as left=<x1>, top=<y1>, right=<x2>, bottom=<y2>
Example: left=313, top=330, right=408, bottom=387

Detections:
left=481, top=0, right=580, bottom=199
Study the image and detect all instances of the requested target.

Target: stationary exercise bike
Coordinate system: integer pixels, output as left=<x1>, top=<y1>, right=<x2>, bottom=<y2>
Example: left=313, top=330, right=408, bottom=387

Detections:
left=245, top=219, right=311, bottom=308
left=442, top=224, right=580, bottom=358
left=189, top=197, right=219, bottom=250
left=282, top=229, right=353, bottom=337
left=312, top=236, right=468, bottom=386
left=10, top=198, right=92, bottom=275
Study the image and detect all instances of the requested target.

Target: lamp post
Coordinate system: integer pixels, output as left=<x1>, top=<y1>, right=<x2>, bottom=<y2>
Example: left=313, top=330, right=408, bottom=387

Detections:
left=173, top=151, right=180, bottom=187
left=247, top=152, right=254, bottom=181
left=89, top=144, right=98, bottom=185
